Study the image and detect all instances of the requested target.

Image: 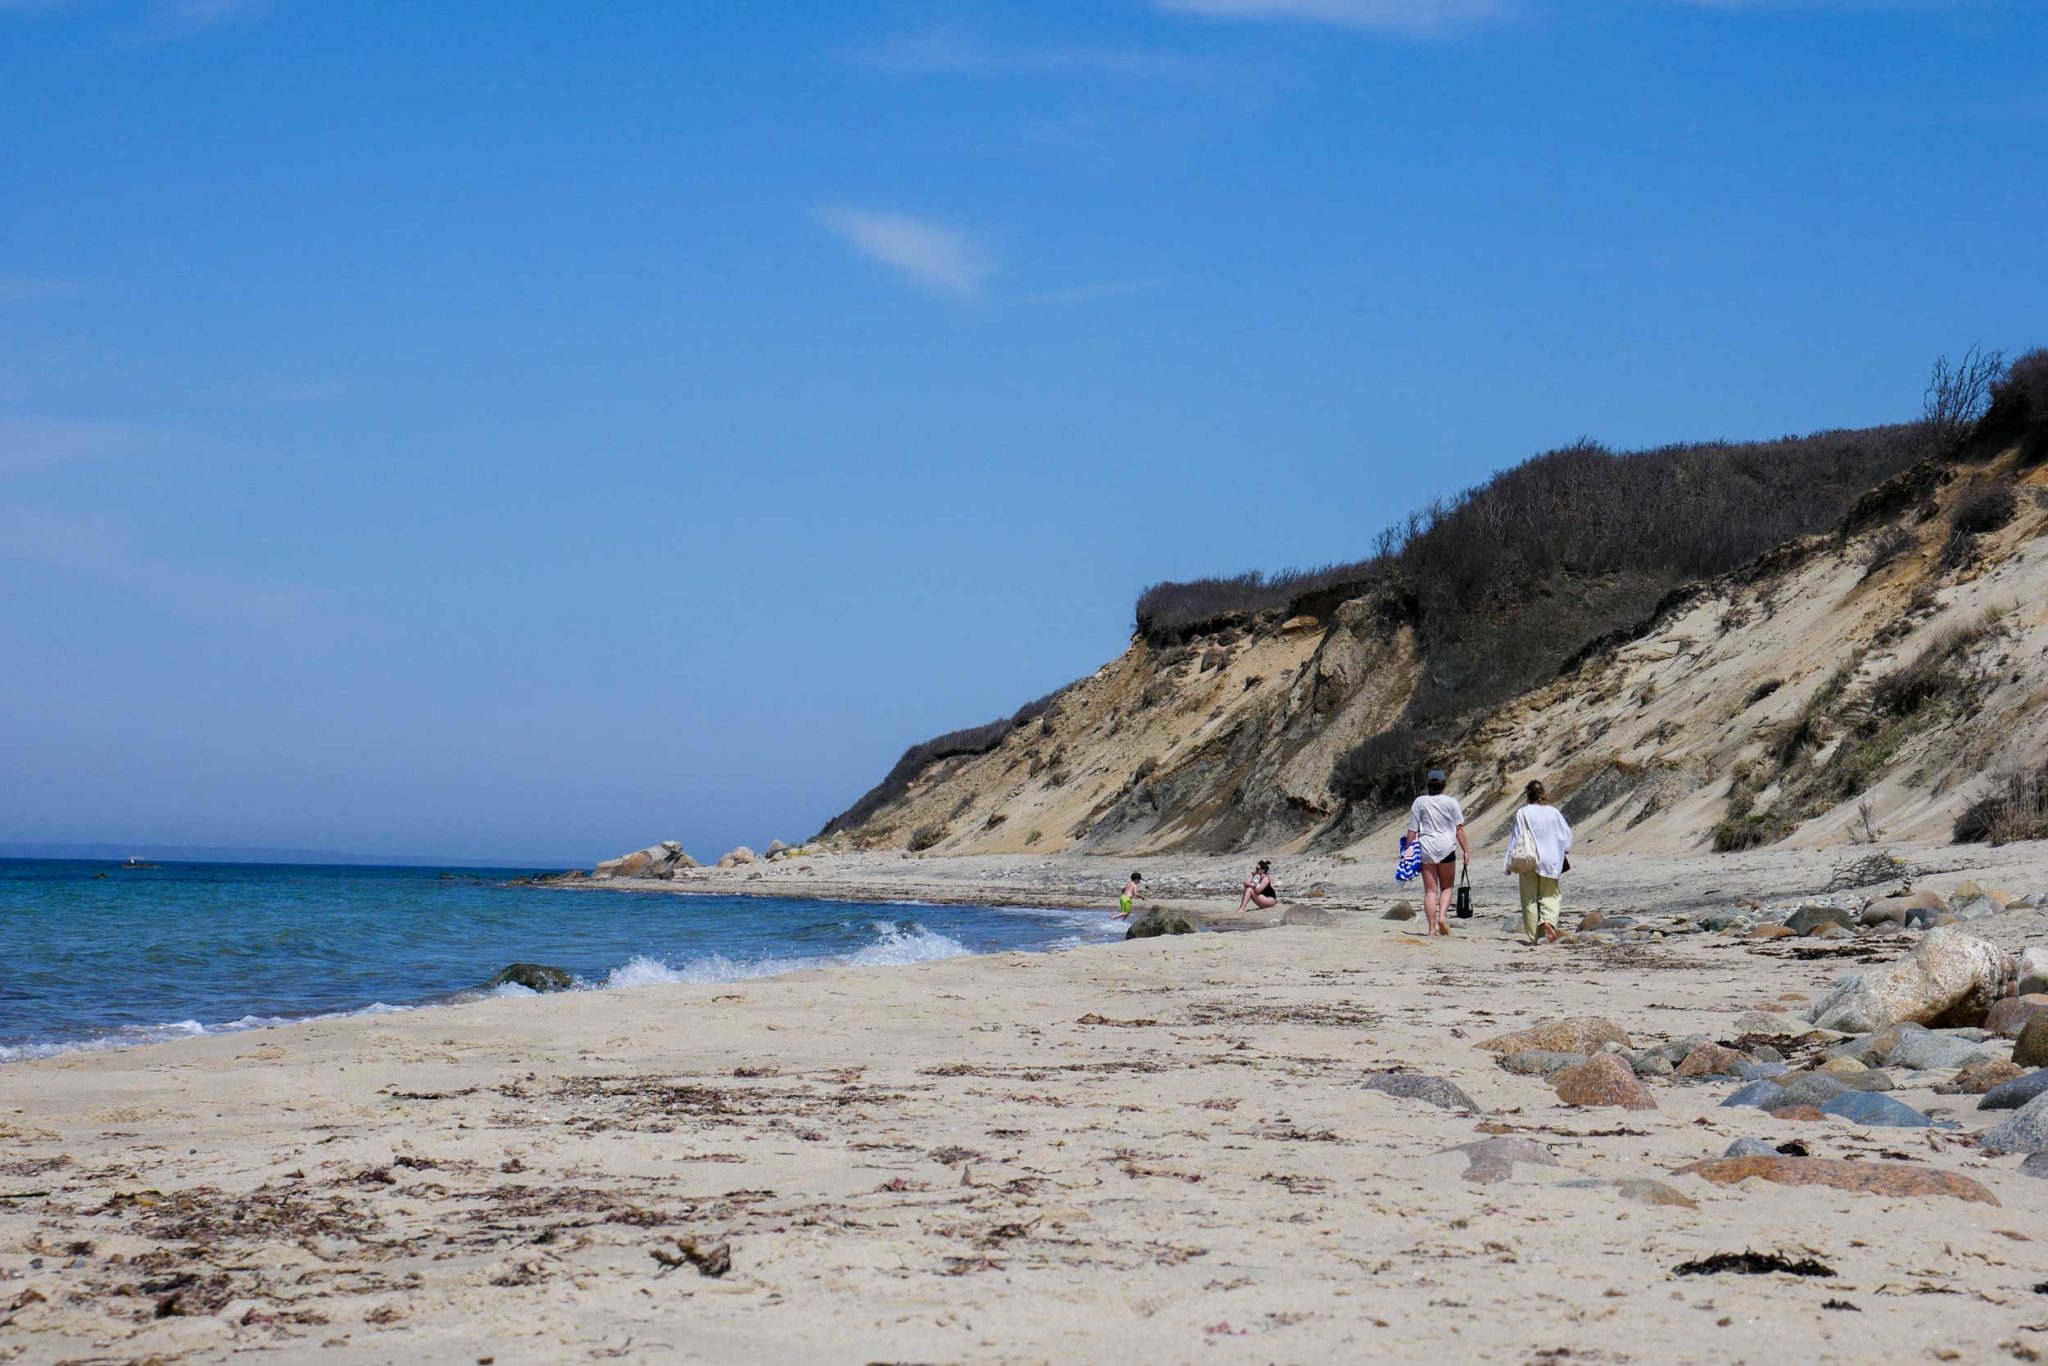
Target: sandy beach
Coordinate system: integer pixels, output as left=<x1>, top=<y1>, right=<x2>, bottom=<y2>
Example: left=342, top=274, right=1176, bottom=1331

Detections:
left=3, top=843, right=2047, bottom=1364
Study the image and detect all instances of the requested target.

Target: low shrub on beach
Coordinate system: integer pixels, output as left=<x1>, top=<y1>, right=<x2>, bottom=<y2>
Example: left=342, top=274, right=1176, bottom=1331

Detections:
left=1954, top=763, right=2048, bottom=845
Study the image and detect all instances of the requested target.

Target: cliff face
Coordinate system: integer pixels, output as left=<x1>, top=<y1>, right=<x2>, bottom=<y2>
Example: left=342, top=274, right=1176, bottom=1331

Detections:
left=827, top=446, right=2048, bottom=860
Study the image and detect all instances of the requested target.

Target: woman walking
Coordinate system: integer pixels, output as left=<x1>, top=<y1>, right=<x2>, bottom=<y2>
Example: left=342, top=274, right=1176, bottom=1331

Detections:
left=1405, top=769, right=1469, bottom=937
left=1505, top=779, right=1574, bottom=945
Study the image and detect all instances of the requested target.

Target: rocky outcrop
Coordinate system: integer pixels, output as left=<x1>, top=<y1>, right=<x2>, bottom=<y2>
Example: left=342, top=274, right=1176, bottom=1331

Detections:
left=1805, top=928, right=2017, bottom=1033
left=593, top=841, right=697, bottom=880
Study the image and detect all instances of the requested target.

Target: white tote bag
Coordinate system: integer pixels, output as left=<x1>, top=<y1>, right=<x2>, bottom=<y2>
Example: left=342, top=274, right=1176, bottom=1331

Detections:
left=1508, top=812, right=1539, bottom=875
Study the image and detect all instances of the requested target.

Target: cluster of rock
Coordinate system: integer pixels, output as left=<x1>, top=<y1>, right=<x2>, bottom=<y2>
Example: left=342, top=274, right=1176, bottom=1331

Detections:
left=1468, top=927, right=2048, bottom=1182
left=585, top=838, right=821, bottom=879
left=592, top=841, right=699, bottom=880
left=1537, top=878, right=2044, bottom=949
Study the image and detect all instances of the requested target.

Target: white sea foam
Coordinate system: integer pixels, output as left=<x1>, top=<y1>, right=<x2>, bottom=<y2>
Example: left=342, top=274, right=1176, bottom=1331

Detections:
left=841, top=920, right=971, bottom=967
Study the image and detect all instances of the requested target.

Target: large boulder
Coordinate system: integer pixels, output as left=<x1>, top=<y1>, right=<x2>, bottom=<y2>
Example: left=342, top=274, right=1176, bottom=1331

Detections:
left=593, top=840, right=697, bottom=880
left=485, top=962, right=575, bottom=993
left=1125, top=907, right=1196, bottom=940
left=717, top=846, right=758, bottom=869
left=1805, top=928, right=2017, bottom=1033
left=2019, top=948, right=2048, bottom=998
left=1281, top=905, right=1338, bottom=928
left=1979, top=1070, right=2048, bottom=1111
left=1360, top=1073, right=1478, bottom=1112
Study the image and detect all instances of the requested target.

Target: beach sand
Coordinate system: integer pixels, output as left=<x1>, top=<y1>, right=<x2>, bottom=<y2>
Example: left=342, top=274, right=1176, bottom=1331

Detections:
left=2, top=844, right=2046, bottom=1363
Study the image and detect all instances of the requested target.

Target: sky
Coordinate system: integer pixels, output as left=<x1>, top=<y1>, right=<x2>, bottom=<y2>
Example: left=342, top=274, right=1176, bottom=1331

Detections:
left=2, top=0, right=2044, bottom=865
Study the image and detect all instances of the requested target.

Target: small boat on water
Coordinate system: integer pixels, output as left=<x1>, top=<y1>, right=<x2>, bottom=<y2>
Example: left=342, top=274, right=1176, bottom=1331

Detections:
left=117, top=856, right=160, bottom=870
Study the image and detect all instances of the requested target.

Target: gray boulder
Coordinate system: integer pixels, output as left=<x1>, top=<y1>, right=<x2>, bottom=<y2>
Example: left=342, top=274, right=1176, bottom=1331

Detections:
left=1981, top=1069, right=2048, bottom=1111
left=1979, top=1092, right=2048, bottom=1155
left=1735, top=1060, right=1790, bottom=1081
left=1382, top=900, right=1417, bottom=921
left=1125, top=907, right=1197, bottom=939
left=1499, top=1050, right=1588, bottom=1077
left=1281, top=905, right=1339, bottom=928
left=2021, top=1152, right=2048, bottom=1179
left=1724, top=1137, right=1780, bottom=1158
left=1884, top=1033, right=1992, bottom=1072
left=1788, top=905, right=1856, bottom=936
left=1722, top=1079, right=1789, bottom=1109
left=1806, top=927, right=2017, bottom=1033
left=1772, top=1072, right=1853, bottom=1109
left=1820, top=1092, right=1932, bottom=1128
left=1361, top=1073, right=1479, bottom=1112
left=2019, top=947, right=2048, bottom=997
left=484, top=962, right=576, bottom=993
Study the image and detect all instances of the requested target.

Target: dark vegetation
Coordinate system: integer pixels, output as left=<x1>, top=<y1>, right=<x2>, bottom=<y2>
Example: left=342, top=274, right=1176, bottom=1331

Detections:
left=1720, top=618, right=1995, bottom=852
left=1972, top=349, right=2048, bottom=466
left=1954, top=762, right=2048, bottom=845
left=1316, top=426, right=1928, bottom=805
left=818, top=686, right=1067, bottom=838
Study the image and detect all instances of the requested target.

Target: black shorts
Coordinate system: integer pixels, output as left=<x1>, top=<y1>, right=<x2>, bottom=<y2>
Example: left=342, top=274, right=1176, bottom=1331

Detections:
left=1425, top=855, right=1457, bottom=870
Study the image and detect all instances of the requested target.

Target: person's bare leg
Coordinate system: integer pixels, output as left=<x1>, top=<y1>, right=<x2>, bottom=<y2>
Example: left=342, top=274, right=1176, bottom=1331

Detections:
left=1419, top=863, right=1444, bottom=935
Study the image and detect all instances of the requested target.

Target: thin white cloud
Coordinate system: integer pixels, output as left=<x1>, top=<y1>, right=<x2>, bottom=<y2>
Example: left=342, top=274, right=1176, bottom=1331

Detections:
left=1017, top=278, right=1168, bottom=306
left=0, top=275, right=79, bottom=298
left=844, top=28, right=1216, bottom=81
left=816, top=207, right=992, bottom=299
left=0, top=499, right=307, bottom=621
left=0, top=415, right=137, bottom=478
left=1156, top=0, right=1508, bottom=32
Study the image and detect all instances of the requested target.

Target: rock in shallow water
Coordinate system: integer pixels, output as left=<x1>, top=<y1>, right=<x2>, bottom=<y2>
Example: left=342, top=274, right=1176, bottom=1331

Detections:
left=1673, top=1156, right=1999, bottom=1204
left=485, top=962, right=576, bottom=993
left=1360, top=1072, right=1478, bottom=1112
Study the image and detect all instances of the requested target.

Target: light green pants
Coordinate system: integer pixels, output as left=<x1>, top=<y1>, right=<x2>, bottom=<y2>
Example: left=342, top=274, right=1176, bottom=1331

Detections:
left=1518, top=872, right=1562, bottom=937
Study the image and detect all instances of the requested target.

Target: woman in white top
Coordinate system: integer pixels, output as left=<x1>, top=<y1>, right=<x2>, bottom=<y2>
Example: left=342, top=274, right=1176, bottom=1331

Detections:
left=1404, top=769, right=1469, bottom=938
left=1504, top=778, right=1575, bottom=945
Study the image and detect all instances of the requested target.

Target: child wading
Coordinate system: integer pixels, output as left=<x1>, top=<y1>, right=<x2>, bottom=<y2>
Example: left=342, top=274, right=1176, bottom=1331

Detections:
left=1118, top=872, right=1148, bottom=920
left=1505, top=779, right=1575, bottom=945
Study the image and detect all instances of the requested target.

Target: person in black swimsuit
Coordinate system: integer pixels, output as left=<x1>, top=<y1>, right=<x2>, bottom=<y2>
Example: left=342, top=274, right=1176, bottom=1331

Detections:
left=1236, top=859, right=1279, bottom=913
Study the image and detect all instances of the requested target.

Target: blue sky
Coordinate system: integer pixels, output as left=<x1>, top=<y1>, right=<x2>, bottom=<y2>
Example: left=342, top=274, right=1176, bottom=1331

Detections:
left=2, top=0, right=2042, bottom=864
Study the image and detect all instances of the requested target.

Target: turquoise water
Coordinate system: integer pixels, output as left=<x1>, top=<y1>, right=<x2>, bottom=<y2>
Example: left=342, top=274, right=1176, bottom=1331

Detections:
left=0, top=860, right=1121, bottom=1062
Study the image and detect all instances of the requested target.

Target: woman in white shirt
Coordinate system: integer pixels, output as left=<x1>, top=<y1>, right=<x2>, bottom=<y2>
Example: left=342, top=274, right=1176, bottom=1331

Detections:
left=1504, top=779, right=1574, bottom=945
left=1404, top=769, right=1469, bottom=937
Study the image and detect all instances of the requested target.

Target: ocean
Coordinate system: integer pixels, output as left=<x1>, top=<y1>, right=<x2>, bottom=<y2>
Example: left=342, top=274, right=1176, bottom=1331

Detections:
left=0, top=859, right=1123, bottom=1063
